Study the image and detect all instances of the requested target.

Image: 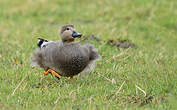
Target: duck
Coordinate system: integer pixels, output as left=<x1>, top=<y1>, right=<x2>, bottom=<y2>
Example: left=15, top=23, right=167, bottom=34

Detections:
left=31, top=24, right=101, bottom=83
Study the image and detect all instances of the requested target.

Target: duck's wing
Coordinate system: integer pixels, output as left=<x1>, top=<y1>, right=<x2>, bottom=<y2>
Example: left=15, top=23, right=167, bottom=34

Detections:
left=30, top=41, right=62, bottom=70
left=37, top=37, right=54, bottom=49
left=40, top=40, right=53, bottom=48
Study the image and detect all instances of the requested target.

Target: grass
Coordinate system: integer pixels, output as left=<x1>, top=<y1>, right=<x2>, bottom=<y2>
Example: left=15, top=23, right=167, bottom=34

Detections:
left=0, top=0, right=177, bottom=109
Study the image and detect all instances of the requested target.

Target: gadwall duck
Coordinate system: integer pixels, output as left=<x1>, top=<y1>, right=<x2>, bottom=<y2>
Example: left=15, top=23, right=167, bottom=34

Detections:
left=31, top=24, right=101, bottom=82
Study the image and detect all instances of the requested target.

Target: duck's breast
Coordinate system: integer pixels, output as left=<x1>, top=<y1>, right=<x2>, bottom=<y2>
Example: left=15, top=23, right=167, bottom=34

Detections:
left=47, top=43, right=89, bottom=76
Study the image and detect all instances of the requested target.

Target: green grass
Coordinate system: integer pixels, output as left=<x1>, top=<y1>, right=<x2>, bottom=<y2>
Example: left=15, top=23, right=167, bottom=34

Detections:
left=0, top=0, right=177, bottom=109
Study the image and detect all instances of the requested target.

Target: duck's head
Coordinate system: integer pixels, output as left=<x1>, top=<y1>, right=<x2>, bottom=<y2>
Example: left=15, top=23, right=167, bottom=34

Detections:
left=60, top=24, right=82, bottom=43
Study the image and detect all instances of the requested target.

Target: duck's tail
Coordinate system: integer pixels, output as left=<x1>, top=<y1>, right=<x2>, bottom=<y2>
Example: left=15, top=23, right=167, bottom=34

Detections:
left=30, top=48, right=46, bottom=69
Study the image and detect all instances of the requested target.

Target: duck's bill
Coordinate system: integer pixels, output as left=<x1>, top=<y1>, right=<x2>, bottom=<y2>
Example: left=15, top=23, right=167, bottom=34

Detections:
left=72, top=31, right=82, bottom=38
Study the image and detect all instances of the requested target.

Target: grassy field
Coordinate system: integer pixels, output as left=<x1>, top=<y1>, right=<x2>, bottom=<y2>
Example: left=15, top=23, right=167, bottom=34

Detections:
left=0, top=0, right=177, bottom=109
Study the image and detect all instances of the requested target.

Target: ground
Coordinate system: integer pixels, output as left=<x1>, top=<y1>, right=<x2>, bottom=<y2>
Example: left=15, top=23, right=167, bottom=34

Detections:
left=0, top=0, right=176, bottom=110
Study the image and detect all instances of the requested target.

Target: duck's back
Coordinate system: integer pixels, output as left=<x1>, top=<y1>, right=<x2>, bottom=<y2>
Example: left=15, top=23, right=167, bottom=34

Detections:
left=42, top=41, right=90, bottom=76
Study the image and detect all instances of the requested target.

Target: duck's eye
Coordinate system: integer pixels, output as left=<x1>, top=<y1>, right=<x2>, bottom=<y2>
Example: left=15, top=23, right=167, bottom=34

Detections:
left=66, top=28, right=69, bottom=30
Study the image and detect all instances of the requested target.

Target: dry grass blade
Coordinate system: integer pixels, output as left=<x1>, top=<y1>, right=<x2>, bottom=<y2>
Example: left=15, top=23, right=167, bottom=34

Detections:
left=106, top=48, right=130, bottom=63
left=116, top=81, right=125, bottom=95
left=135, top=84, right=146, bottom=97
left=96, top=72, right=116, bottom=84
left=53, top=93, right=61, bottom=110
left=11, top=76, right=26, bottom=96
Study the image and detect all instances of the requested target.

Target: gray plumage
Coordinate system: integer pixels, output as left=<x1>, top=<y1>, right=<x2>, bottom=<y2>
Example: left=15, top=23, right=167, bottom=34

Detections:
left=31, top=25, right=101, bottom=77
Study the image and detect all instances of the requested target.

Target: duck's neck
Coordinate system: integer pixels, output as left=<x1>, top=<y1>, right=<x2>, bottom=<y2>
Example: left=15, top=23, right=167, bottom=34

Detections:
left=62, top=37, right=75, bottom=43
left=62, top=39, right=75, bottom=44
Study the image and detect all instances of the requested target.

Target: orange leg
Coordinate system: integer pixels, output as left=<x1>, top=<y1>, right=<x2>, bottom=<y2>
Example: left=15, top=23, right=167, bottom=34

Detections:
left=44, top=69, right=61, bottom=79
left=44, top=70, right=50, bottom=75
left=69, top=76, right=73, bottom=83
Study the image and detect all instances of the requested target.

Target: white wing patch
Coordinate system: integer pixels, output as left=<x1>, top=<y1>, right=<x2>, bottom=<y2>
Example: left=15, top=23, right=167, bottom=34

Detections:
left=41, top=41, right=53, bottom=48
